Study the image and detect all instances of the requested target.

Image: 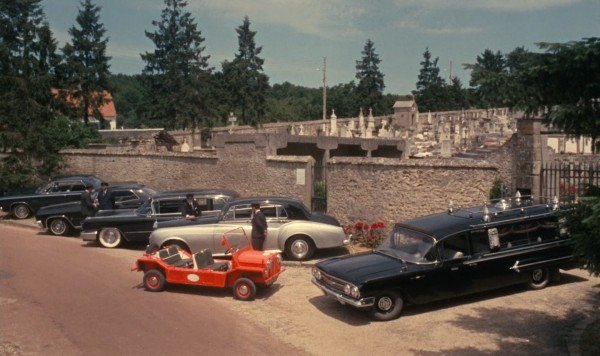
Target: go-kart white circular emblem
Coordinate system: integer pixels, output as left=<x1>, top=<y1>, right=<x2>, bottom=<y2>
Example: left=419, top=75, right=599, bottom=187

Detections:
left=187, top=274, right=200, bottom=282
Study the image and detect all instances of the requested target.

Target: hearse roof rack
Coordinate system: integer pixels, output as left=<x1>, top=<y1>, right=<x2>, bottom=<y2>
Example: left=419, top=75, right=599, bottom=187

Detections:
left=447, top=191, right=572, bottom=223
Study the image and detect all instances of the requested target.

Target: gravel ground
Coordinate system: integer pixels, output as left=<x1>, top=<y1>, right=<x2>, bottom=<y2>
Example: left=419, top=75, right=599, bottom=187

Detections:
left=212, top=266, right=600, bottom=356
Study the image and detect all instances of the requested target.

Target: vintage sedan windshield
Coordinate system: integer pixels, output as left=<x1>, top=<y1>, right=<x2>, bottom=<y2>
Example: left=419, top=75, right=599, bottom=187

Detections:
left=375, top=226, right=435, bottom=263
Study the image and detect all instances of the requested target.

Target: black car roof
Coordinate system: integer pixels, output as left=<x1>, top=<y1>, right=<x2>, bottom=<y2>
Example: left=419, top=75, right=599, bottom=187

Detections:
left=51, top=174, right=102, bottom=181
left=401, top=202, right=560, bottom=240
left=227, top=196, right=304, bottom=205
left=152, top=189, right=239, bottom=199
left=109, top=182, right=145, bottom=189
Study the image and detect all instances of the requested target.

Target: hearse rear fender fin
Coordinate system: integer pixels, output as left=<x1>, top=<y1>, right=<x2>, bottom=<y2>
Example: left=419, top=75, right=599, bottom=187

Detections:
left=510, top=255, right=574, bottom=273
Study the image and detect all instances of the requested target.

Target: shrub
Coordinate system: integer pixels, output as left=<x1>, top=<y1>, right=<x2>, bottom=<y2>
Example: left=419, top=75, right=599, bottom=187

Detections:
left=344, top=221, right=386, bottom=248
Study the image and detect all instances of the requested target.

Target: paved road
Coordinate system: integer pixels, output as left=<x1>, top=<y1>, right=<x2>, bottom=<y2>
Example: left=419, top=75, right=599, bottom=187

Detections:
left=0, top=225, right=301, bottom=355
left=2, top=224, right=599, bottom=355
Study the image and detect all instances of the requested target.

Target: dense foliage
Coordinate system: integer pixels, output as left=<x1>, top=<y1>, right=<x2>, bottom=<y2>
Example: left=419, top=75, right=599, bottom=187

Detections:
left=563, top=186, right=600, bottom=276
left=140, top=0, right=212, bottom=130
left=61, top=0, right=111, bottom=126
left=222, top=17, right=269, bottom=127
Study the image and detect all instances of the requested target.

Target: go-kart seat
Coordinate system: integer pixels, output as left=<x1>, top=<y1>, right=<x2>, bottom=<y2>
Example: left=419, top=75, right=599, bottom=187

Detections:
left=157, top=246, right=179, bottom=259
left=193, top=249, right=229, bottom=271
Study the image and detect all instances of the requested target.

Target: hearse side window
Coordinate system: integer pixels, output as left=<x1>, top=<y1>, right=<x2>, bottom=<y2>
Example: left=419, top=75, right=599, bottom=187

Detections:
left=531, top=217, right=559, bottom=242
left=470, top=229, right=491, bottom=255
left=439, top=234, right=469, bottom=260
left=55, top=181, right=76, bottom=192
left=500, top=222, right=538, bottom=248
left=71, top=182, right=86, bottom=191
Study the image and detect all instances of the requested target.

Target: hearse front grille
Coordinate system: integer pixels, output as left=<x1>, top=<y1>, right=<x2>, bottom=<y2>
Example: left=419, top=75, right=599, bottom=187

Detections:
left=320, top=271, right=349, bottom=293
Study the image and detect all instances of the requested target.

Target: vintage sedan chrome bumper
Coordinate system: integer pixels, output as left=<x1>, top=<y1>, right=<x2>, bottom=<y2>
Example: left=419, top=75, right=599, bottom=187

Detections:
left=81, top=230, right=98, bottom=242
left=311, top=277, right=374, bottom=308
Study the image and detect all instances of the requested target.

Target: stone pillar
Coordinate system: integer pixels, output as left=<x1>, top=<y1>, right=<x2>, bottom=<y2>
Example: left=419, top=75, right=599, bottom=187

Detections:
left=330, top=109, right=338, bottom=136
left=515, top=118, right=543, bottom=196
left=366, top=108, right=374, bottom=139
left=358, top=108, right=365, bottom=137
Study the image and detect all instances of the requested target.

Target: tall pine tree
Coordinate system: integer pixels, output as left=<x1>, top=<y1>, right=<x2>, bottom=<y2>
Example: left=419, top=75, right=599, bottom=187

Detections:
left=62, top=0, right=111, bottom=126
left=222, top=16, right=268, bottom=126
left=412, top=47, right=448, bottom=112
left=0, top=0, right=61, bottom=189
left=355, top=39, right=385, bottom=114
left=141, top=0, right=212, bottom=129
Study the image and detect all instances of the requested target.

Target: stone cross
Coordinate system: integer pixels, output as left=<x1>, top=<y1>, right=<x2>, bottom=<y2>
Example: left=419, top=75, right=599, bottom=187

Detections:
left=330, top=109, right=338, bottom=136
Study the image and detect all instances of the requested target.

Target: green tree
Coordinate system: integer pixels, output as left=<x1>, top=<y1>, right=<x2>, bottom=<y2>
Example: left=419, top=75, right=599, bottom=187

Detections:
left=141, top=0, right=212, bottom=130
left=516, top=38, right=600, bottom=150
left=62, top=0, right=111, bottom=127
left=222, top=16, right=269, bottom=126
left=412, top=47, right=448, bottom=111
left=0, top=0, right=60, bottom=190
left=355, top=39, right=385, bottom=114
left=447, top=77, right=470, bottom=110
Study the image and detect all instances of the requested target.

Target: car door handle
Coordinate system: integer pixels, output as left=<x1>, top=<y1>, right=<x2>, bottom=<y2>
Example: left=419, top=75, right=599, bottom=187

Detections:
left=451, top=267, right=459, bottom=271
left=411, top=275, right=425, bottom=280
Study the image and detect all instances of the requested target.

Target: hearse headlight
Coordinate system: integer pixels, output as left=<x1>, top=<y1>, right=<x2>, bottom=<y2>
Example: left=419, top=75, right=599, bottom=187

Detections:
left=312, top=267, right=322, bottom=280
left=344, top=284, right=351, bottom=295
left=351, top=286, right=360, bottom=299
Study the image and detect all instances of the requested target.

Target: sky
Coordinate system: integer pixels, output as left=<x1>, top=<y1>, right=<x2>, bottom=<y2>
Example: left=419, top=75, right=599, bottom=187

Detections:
left=43, top=0, right=599, bottom=95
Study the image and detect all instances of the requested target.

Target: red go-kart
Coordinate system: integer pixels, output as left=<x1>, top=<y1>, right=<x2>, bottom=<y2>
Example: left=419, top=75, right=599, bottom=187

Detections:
left=132, top=227, right=283, bottom=300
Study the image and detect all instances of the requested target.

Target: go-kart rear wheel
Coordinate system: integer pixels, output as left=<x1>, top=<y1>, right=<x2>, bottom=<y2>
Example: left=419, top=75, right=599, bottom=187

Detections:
left=143, top=269, right=166, bottom=292
left=233, top=278, right=256, bottom=301
left=98, top=227, right=122, bottom=248
left=49, top=218, right=70, bottom=236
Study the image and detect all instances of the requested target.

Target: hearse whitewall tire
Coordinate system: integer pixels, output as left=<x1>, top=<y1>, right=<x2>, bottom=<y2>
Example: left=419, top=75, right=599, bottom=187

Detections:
left=98, top=228, right=122, bottom=248
left=370, top=290, right=404, bottom=321
left=528, top=267, right=550, bottom=290
left=49, top=218, right=70, bottom=236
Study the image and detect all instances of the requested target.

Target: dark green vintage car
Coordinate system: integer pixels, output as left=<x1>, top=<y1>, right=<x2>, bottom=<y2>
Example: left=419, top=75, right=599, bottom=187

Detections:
left=312, top=196, right=578, bottom=321
left=81, top=189, right=239, bottom=248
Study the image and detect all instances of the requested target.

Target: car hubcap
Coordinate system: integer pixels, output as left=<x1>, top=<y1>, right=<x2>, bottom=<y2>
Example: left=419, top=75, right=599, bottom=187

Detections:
left=377, top=296, right=393, bottom=312
left=148, top=275, right=158, bottom=288
left=238, top=285, right=249, bottom=297
left=15, top=206, right=28, bottom=219
left=532, top=269, right=543, bottom=282
left=52, top=220, right=66, bottom=234
left=292, top=240, right=308, bottom=257
left=104, top=231, right=117, bottom=244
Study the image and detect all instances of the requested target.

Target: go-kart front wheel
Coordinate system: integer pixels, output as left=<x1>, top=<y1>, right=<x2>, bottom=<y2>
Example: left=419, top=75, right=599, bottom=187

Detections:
left=233, top=278, right=256, bottom=301
left=143, top=269, right=166, bottom=292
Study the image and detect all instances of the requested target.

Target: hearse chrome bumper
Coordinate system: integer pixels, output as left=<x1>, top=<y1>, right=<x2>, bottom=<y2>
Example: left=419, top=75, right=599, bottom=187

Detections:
left=312, top=277, right=374, bottom=308
left=81, top=230, right=98, bottom=242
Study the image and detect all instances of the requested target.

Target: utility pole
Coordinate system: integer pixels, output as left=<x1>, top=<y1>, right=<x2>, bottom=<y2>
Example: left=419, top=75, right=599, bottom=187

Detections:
left=322, top=56, right=327, bottom=121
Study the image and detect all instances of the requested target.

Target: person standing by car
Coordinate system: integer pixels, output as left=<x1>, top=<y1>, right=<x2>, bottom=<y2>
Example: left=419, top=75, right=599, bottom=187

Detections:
left=180, top=193, right=201, bottom=219
left=81, top=184, right=97, bottom=217
left=97, top=182, right=113, bottom=210
left=251, top=203, right=268, bottom=250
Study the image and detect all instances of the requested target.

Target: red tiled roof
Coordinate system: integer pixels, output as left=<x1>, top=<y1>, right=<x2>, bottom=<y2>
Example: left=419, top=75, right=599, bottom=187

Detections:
left=52, top=89, right=117, bottom=118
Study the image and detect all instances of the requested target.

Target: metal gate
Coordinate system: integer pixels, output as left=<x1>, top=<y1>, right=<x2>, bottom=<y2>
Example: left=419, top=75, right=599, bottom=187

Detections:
left=540, top=162, right=600, bottom=199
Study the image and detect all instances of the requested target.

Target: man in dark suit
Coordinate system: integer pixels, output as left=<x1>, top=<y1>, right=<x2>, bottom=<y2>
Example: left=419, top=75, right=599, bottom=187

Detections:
left=250, top=203, right=268, bottom=250
left=81, top=184, right=97, bottom=217
left=97, top=182, right=113, bottom=210
left=180, top=193, right=201, bottom=219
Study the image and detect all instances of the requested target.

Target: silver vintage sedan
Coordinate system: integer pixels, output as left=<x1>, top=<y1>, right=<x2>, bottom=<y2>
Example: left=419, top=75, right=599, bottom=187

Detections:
left=148, top=197, right=348, bottom=260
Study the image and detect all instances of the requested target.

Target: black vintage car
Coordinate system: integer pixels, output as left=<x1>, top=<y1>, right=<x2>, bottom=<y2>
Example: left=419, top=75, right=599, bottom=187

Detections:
left=312, top=196, right=577, bottom=321
left=81, top=189, right=240, bottom=248
left=35, top=183, right=157, bottom=236
left=0, top=175, right=103, bottom=219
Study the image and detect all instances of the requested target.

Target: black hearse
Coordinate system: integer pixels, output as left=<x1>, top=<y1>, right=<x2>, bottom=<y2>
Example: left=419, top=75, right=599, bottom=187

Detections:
left=312, top=195, right=577, bottom=321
